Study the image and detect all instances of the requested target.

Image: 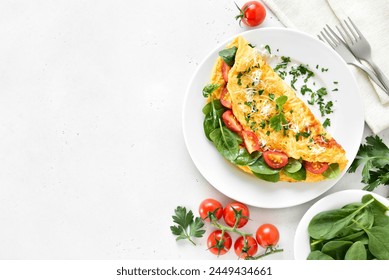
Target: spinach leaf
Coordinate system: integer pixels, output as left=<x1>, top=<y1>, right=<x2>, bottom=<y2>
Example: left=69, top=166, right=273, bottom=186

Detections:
left=204, top=110, right=223, bottom=140
left=335, top=231, right=366, bottom=243
left=233, top=149, right=261, bottom=166
left=344, top=241, right=367, bottom=260
left=209, top=126, right=240, bottom=162
left=308, top=198, right=375, bottom=240
left=252, top=171, right=280, bottom=183
left=218, top=46, right=237, bottom=67
left=283, top=166, right=306, bottom=181
left=322, top=163, right=340, bottom=179
left=321, top=241, right=353, bottom=260
left=284, top=158, right=302, bottom=173
left=249, top=157, right=279, bottom=175
left=342, top=203, right=374, bottom=233
left=202, top=99, right=224, bottom=115
left=362, top=194, right=389, bottom=227
left=307, top=250, right=334, bottom=260
left=310, top=238, right=324, bottom=252
left=202, top=84, right=220, bottom=97
left=365, top=224, right=389, bottom=260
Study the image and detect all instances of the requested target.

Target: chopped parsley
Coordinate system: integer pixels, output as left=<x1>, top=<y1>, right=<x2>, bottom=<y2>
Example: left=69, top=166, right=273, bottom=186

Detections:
left=323, top=118, right=331, bottom=128
left=301, top=85, right=312, bottom=95
left=269, top=93, right=275, bottom=100
left=265, top=45, right=271, bottom=54
left=274, top=56, right=291, bottom=72
left=295, top=131, right=311, bottom=142
left=269, top=95, right=288, bottom=132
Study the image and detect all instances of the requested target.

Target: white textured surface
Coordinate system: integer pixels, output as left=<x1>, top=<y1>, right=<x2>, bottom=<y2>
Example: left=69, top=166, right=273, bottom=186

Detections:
left=0, top=0, right=387, bottom=260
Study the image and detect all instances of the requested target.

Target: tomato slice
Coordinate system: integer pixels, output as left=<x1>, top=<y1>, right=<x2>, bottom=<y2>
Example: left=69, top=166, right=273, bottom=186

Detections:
left=221, top=61, right=231, bottom=82
left=263, top=151, right=288, bottom=169
left=241, top=130, right=260, bottom=154
left=220, top=86, right=232, bottom=109
left=222, top=110, right=242, bottom=133
left=304, top=161, right=329, bottom=174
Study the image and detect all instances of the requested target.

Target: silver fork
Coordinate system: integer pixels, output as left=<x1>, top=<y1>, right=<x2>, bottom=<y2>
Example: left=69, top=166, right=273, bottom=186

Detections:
left=338, top=17, right=389, bottom=92
left=318, top=25, right=388, bottom=95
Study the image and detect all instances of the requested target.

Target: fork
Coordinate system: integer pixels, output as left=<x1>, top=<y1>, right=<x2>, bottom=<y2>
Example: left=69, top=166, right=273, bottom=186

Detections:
left=338, top=17, right=389, bottom=92
left=318, top=26, right=388, bottom=95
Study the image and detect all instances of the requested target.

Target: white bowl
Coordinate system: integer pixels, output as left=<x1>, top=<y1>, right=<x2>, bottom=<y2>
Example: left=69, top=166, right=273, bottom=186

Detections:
left=294, top=189, right=389, bottom=260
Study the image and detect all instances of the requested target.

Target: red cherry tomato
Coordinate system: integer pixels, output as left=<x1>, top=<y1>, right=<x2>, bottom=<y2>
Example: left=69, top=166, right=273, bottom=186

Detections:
left=256, top=224, right=280, bottom=248
left=236, top=1, right=267, bottom=27
left=223, top=202, right=249, bottom=228
left=207, top=230, right=232, bottom=256
left=304, top=161, right=329, bottom=174
left=199, top=198, right=223, bottom=221
left=263, top=151, right=288, bottom=169
left=221, top=61, right=231, bottom=82
left=241, top=130, right=260, bottom=154
left=222, top=110, right=243, bottom=132
left=220, top=87, right=232, bottom=109
left=234, top=236, right=258, bottom=258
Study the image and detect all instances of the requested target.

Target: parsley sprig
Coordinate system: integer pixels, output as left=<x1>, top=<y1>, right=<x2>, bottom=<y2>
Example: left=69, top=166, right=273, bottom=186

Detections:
left=348, top=136, right=389, bottom=191
left=170, top=206, right=205, bottom=245
left=269, top=95, right=288, bottom=132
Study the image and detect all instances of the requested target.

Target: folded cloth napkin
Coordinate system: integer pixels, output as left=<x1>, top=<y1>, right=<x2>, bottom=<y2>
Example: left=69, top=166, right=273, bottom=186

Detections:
left=262, top=0, right=389, bottom=134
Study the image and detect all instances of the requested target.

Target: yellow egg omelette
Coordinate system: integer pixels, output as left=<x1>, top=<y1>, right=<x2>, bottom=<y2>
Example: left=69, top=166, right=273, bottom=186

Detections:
left=204, top=36, right=348, bottom=183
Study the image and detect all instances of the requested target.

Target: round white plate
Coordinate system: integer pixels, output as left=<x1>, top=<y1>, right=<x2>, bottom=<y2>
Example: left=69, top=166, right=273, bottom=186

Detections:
left=294, top=190, right=389, bottom=260
left=182, top=27, right=364, bottom=208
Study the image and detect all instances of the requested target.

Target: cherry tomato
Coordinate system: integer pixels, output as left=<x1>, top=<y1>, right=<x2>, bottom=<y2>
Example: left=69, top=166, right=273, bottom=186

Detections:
left=220, top=86, right=232, bottom=109
left=222, top=110, right=243, bottom=132
left=223, top=202, right=249, bottom=228
left=199, top=198, right=223, bottom=221
left=234, top=236, right=258, bottom=258
left=241, top=130, right=260, bottom=154
left=256, top=224, right=280, bottom=248
left=304, top=161, right=329, bottom=174
left=221, top=61, right=231, bottom=82
left=236, top=1, right=267, bottom=27
left=207, top=230, right=232, bottom=255
left=263, top=151, right=288, bottom=169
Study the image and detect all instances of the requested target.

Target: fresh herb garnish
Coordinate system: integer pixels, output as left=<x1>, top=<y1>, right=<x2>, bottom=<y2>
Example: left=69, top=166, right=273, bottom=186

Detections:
left=218, top=46, right=237, bottom=67
left=348, top=135, right=389, bottom=191
left=170, top=206, right=205, bottom=245
left=323, top=118, right=331, bottom=128
left=264, top=45, right=271, bottom=54
left=268, top=93, right=275, bottom=100
left=301, top=85, right=312, bottom=95
left=269, top=95, right=288, bottom=132
left=295, top=131, right=311, bottom=142
left=202, top=84, right=220, bottom=97
left=274, top=56, right=290, bottom=72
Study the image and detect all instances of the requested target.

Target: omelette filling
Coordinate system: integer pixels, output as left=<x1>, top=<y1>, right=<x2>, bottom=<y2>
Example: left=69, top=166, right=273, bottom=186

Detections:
left=202, top=36, right=347, bottom=183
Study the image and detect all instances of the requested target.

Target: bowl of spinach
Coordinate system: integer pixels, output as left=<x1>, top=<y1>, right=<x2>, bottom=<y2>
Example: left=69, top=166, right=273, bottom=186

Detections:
left=294, top=190, right=389, bottom=260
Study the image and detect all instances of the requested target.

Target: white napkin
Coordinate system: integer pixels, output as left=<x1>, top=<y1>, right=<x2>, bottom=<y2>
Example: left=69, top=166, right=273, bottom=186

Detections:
left=262, top=0, right=389, bottom=134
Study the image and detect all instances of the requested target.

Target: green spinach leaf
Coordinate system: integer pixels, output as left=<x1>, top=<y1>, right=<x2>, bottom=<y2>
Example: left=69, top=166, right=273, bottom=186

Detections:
left=233, top=149, right=261, bottom=166
left=202, top=99, right=224, bottom=115
left=321, top=240, right=353, bottom=260
left=307, top=250, right=334, bottom=260
left=209, top=126, right=240, bottom=162
left=308, top=198, right=374, bottom=240
left=322, top=163, right=340, bottom=179
left=365, top=224, right=389, bottom=260
left=283, top=166, right=306, bottom=181
left=252, top=171, right=280, bottom=183
left=284, top=158, right=302, bottom=173
left=344, top=241, right=367, bottom=260
left=249, top=157, right=279, bottom=175
left=218, top=47, right=237, bottom=67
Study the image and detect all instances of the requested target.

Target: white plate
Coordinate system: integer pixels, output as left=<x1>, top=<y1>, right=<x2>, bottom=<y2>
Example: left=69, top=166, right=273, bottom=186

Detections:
left=182, top=27, right=364, bottom=208
left=294, top=190, right=389, bottom=260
